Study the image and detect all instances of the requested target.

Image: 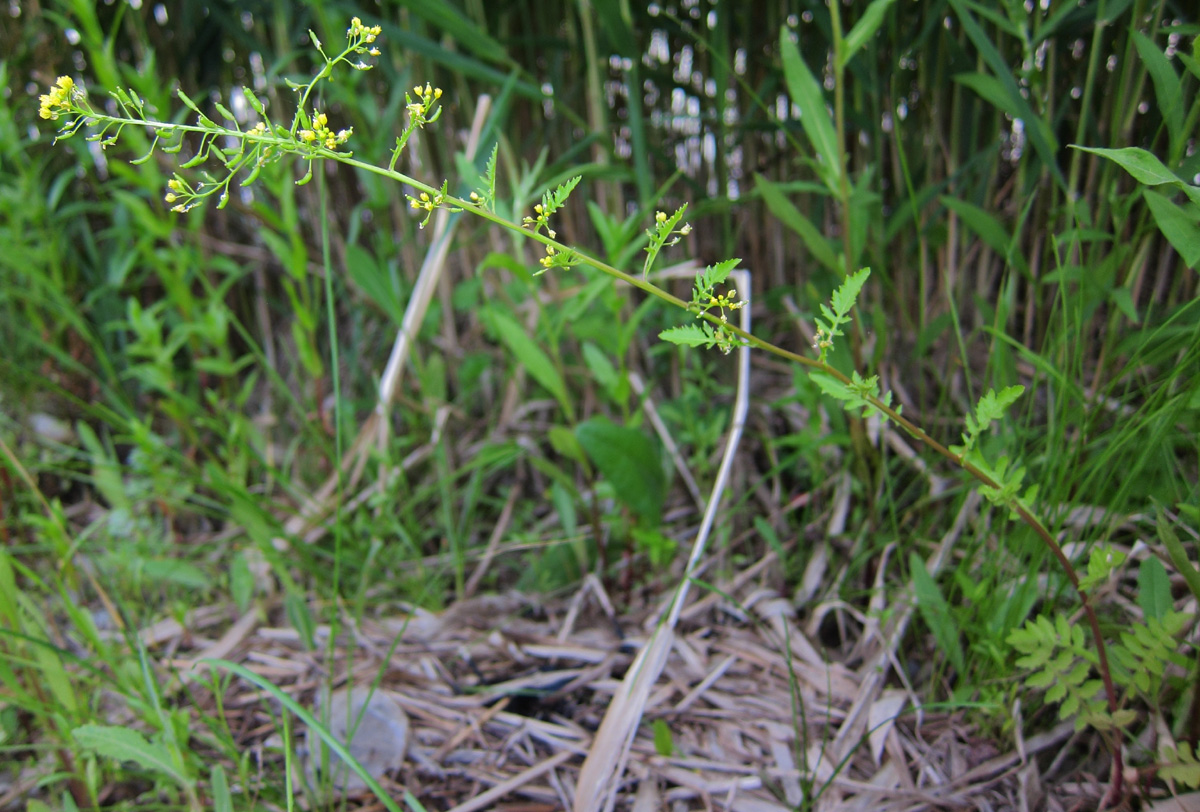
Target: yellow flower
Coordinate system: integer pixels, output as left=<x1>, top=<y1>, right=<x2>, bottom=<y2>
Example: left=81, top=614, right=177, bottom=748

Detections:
left=348, top=17, right=382, bottom=44
left=299, top=110, right=350, bottom=150
left=38, top=76, right=76, bottom=120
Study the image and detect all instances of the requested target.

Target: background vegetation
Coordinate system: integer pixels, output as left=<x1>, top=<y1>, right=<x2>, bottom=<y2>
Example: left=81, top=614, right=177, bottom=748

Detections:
left=1, top=0, right=1198, bottom=808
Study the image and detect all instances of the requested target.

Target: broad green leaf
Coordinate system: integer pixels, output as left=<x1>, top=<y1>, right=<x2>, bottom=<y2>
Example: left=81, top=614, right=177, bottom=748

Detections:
left=909, top=553, right=965, bottom=673
left=754, top=174, right=838, bottom=271
left=575, top=417, right=664, bottom=525
left=582, top=342, right=620, bottom=394
left=1137, top=556, right=1173, bottom=621
left=839, top=0, right=897, bottom=69
left=1132, top=32, right=1183, bottom=152
left=652, top=718, right=674, bottom=756
left=1074, top=145, right=1182, bottom=187
left=1143, top=188, right=1200, bottom=269
left=547, top=425, right=585, bottom=465
left=211, top=764, right=233, bottom=812
left=779, top=27, right=841, bottom=194
left=72, top=724, right=188, bottom=785
left=487, top=309, right=573, bottom=419
left=347, top=243, right=404, bottom=325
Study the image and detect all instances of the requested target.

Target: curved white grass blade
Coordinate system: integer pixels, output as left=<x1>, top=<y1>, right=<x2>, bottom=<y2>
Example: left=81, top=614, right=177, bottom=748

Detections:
left=573, top=269, right=751, bottom=812
left=572, top=624, right=675, bottom=812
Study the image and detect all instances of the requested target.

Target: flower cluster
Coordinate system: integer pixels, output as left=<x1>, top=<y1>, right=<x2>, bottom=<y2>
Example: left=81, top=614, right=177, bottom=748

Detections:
left=298, top=110, right=352, bottom=151
left=407, top=83, right=443, bottom=122
left=38, top=76, right=79, bottom=120
left=345, top=17, right=382, bottom=69
left=406, top=181, right=456, bottom=229
left=347, top=16, right=382, bottom=52
left=642, top=205, right=691, bottom=279
left=655, top=209, right=692, bottom=235
left=536, top=244, right=581, bottom=275
left=163, top=176, right=202, bottom=214
left=705, top=288, right=746, bottom=323
left=522, top=204, right=556, bottom=238
left=812, top=325, right=834, bottom=353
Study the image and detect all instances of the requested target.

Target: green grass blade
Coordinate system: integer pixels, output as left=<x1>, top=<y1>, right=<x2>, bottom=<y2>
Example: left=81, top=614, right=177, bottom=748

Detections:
left=487, top=308, right=574, bottom=421
left=839, top=0, right=897, bottom=69
left=754, top=173, right=839, bottom=271
left=198, top=659, right=403, bottom=812
left=779, top=26, right=842, bottom=194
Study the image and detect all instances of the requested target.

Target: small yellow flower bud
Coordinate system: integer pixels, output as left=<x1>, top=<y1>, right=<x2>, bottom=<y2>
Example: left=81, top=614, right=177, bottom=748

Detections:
left=656, top=211, right=667, bottom=223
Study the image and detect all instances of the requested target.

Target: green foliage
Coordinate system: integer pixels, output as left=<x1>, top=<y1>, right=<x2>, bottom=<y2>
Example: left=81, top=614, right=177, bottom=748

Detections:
left=642, top=204, right=691, bottom=279
left=575, top=417, right=665, bottom=526
left=10, top=2, right=1200, bottom=807
left=1007, top=614, right=1118, bottom=731
left=72, top=724, right=193, bottom=789
left=652, top=718, right=675, bottom=756
left=910, top=553, right=965, bottom=674
left=1078, top=545, right=1128, bottom=593
left=1008, top=607, right=1189, bottom=732
left=779, top=26, right=841, bottom=194
left=954, top=386, right=1025, bottom=458
left=469, top=144, right=500, bottom=212
left=1072, top=145, right=1200, bottom=268
left=1161, top=742, right=1200, bottom=788
left=522, top=175, right=582, bottom=236
left=1110, top=611, right=1190, bottom=697
left=1137, top=556, right=1173, bottom=622
left=812, top=268, right=870, bottom=364
left=659, top=258, right=747, bottom=354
